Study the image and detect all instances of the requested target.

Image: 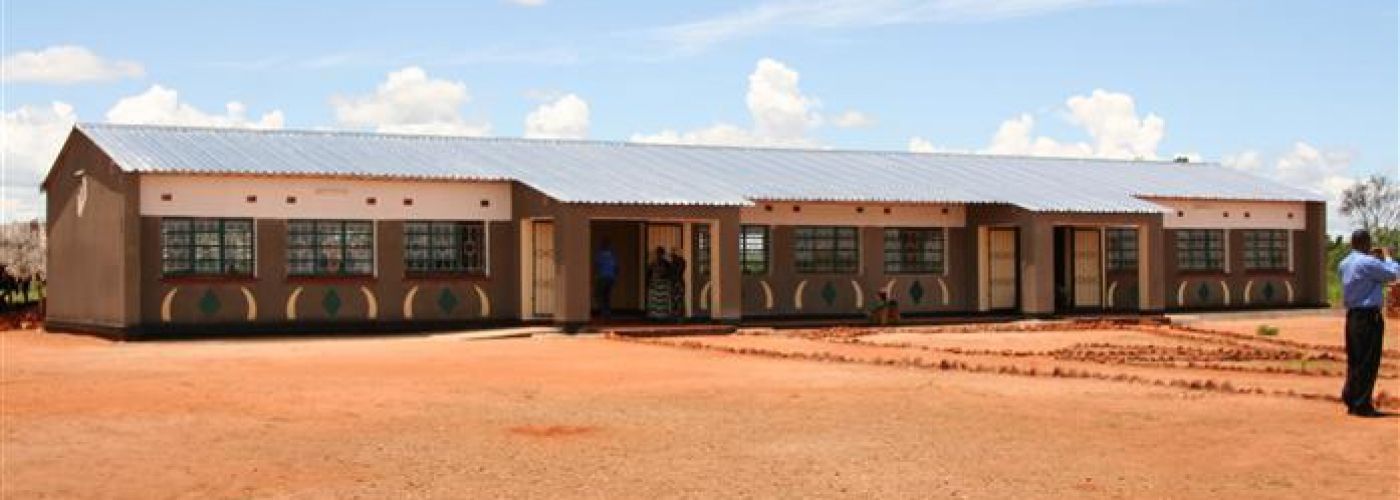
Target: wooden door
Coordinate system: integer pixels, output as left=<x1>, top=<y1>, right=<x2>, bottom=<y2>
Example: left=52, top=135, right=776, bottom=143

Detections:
left=988, top=228, right=1018, bottom=310
left=532, top=221, right=555, bottom=317
left=1072, top=228, right=1102, bottom=308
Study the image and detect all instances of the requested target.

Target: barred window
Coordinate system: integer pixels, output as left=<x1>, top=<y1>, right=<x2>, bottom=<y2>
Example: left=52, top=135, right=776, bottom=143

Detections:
left=287, top=220, right=374, bottom=276
left=740, top=225, right=769, bottom=275
left=1242, top=229, right=1289, bottom=270
left=883, top=228, right=944, bottom=274
left=693, top=223, right=712, bottom=278
left=1106, top=228, right=1138, bottom=270
left=795, top=226, right=859, bottom=274
left=405, top=221, right=486, bottom=274
left=1175, top=229, right=1225, bottom=271
left=161, top=218, right=254, bottom=276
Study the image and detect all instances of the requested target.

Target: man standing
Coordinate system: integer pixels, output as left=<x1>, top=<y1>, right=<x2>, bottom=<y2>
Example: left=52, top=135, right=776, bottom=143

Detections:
left=594, top=240, right=618, bottom=320
left=1338, top=229, right=1399, bottom=417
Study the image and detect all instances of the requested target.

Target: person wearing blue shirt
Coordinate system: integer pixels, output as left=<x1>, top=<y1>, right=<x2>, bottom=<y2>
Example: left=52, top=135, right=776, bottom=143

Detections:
left=1337, top=229, right=1399, bottom=417
left=594, top=240, right=619, bottom=320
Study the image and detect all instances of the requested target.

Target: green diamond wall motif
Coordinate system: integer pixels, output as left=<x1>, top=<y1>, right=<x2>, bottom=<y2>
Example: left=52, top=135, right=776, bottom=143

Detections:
left=322, top=289, right=342, bottom=317
left=438, top=287, right=459, bottom=314
left=198, top=289, right=221, bottom=316
left=1196, top=283, right=1210, bottom=302
left=820, top=282, right=837, bottom=307
left=1262, top=282, right=1276, bottom=301
left=909, top=281, right=925, bottom=305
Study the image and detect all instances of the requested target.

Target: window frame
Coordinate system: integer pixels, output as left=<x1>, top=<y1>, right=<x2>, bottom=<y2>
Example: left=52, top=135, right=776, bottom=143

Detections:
left=1105, top=227, right=1139, bottom=271
left=286, top=220, right=376, bottom=277
left=794, top=226, right=860, bottom=274
left=883, top=227, right=945, bottom=275
left=693, top=223, right=712, bottom=279
left=160, top=217, right=256, bottom=277
left=1241, top=229, right=1290, bottom=271
left=739, top=225, right=769, bottom=276
left=1175, top=229, right=1225, bottom=272
left=403, top=220, right=488, bottom=276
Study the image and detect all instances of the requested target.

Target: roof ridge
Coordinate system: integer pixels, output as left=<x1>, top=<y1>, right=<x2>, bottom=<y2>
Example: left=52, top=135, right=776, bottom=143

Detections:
left=75, top=122, right=1216, bottom=167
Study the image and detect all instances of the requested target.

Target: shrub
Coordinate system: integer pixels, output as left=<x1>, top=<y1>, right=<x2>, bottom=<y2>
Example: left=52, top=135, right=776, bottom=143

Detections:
left=1256, top=324, right=1280, bottom=337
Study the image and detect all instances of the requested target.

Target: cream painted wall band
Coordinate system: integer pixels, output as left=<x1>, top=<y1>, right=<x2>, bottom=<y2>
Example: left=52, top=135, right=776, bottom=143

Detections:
left=240, top=286, right=257, bottom=321
left=160, top=287, right=179, bottom=323
left=285, top=286, right=304, bottom=320
left=403, top=285, right=420, bottom=319
left=473, top=284, right=491, bottom=317
left=360, top=286, right=378, bottom=320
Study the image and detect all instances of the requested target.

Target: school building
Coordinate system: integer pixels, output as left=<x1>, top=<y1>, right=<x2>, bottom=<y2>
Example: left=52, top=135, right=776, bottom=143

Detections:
left=42, top=123, right=1328, bottom=338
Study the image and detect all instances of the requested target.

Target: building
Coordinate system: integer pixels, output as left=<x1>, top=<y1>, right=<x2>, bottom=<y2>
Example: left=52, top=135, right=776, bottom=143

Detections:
left=41, top=123, right=1327, bottom=338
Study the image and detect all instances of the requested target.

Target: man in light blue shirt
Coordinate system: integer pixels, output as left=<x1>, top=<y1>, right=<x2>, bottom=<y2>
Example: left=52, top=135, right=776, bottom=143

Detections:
left=1337, top=229, right=1399, bottom=417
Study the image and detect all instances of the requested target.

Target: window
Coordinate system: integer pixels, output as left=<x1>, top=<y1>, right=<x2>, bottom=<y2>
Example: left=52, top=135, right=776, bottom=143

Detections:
left=287, top=220, right=374, bottom=276
left=1175, top=229, right=1224, bottom=271
left=405, top=221, right=486, bottom=274
left=740, top=225, right=769, bottom=275
left=795, top=226, right=859, bottom=274
left=161, top=218, right=254, bottom=276
left=693, top=223, right=712, bottom=278
left=1243, top=229, right=1289, bottom=270
left=1106, top=228, right=1138, bottom=270
left=883, top=228, right=944, bottom=274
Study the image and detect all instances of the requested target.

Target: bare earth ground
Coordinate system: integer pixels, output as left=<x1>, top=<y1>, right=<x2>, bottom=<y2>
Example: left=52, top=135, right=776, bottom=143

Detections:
left=3, top=314, right=1398, bottom=499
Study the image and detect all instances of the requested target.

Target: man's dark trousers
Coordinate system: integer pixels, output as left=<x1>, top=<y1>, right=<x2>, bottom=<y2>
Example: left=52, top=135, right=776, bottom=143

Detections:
left=595, top=277, right=615, bottom=319
left=1342, top=307, right=1385, bottom=411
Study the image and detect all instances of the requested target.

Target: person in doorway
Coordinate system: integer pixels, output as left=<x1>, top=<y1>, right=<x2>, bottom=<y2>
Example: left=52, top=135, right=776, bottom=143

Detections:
left=668, top=246, right=687, bottom=321
left=594, top=240, right=618, bottom=320
left=645, top=246, right=674, bottom=321
left=1338, top=229, right=1399, bottom=417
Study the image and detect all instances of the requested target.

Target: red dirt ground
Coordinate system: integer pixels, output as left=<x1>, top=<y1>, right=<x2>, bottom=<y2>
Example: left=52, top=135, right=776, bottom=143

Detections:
left=2, top=316, right=1398, bottom=499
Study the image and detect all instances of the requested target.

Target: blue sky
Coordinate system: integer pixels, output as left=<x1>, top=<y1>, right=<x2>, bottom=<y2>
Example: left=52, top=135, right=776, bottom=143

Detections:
left=2, top=0, right=1396, bottom=225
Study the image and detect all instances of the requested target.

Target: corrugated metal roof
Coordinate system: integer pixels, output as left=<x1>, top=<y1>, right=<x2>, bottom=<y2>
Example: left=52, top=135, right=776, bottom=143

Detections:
left=73, top=123, right=1323, bottom=211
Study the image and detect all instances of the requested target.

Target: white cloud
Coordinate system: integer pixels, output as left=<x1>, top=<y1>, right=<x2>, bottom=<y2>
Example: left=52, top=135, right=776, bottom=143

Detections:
left=508, top=0, right=546, bottom=6
left=106, top=85, right=284, bottom=129
left=2, top=102, right=77, bottom=221
left=1219, top=142, right=1360, bottom=232
left=2, top=45, right=144, bottom=84
left=652, top=0, right=1150, bottom=54
left=831, top=110, right=875, bottom=128
left=331, top=66, right=490, bottom=136
left=1220, top=150, right=1262, bottom=173
left=981, top=89, right=1163, bottom=160
left=524, top=93, right=590, bottom=139
left=907, top=136, right=938, bottom=153
left=631, top=58, right=822, bottom=148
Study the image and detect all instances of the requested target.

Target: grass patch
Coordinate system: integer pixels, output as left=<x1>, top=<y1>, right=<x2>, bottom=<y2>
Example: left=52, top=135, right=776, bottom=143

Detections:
left=1256, top=324, right=1280, bottom=337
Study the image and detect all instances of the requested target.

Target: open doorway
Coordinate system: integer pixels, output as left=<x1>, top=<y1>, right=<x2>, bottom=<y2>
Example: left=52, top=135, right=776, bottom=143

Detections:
left=591, top=221, right=643, bottom=317
left=1054, top=227, right=1104, bottom=312
left=589, top=221, right=687, bottom=320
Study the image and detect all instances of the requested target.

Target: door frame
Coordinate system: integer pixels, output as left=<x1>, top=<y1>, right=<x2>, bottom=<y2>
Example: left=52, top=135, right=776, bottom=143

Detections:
left=984, top=226, right=1021, bottom=312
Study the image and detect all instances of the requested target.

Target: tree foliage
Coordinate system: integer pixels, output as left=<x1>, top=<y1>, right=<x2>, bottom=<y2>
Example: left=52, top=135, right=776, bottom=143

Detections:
left=0, top=220, right=46, bottom=277
left=1339, top=174, right=1400, bottom=244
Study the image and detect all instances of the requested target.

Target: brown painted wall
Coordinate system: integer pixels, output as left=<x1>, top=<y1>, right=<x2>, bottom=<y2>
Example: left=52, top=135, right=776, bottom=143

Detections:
left=44, top=131, right=141, bottom=329
left=1162, top=220, right=1322, bottom=310
left=137, top=218, right=519, bottom=330
left=509, top=183, right=743, bottom=324
left=965, top=205, right=1166, bottom=314
left=739, top=225, right=973, bottom=317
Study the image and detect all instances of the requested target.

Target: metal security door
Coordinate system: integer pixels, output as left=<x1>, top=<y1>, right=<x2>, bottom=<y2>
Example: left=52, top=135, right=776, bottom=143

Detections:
left=1072, top=228, right=1103, bottom=308
left=988, top=228, right=1018, bottom=310
left=532, top=221, right=556, bottom=317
